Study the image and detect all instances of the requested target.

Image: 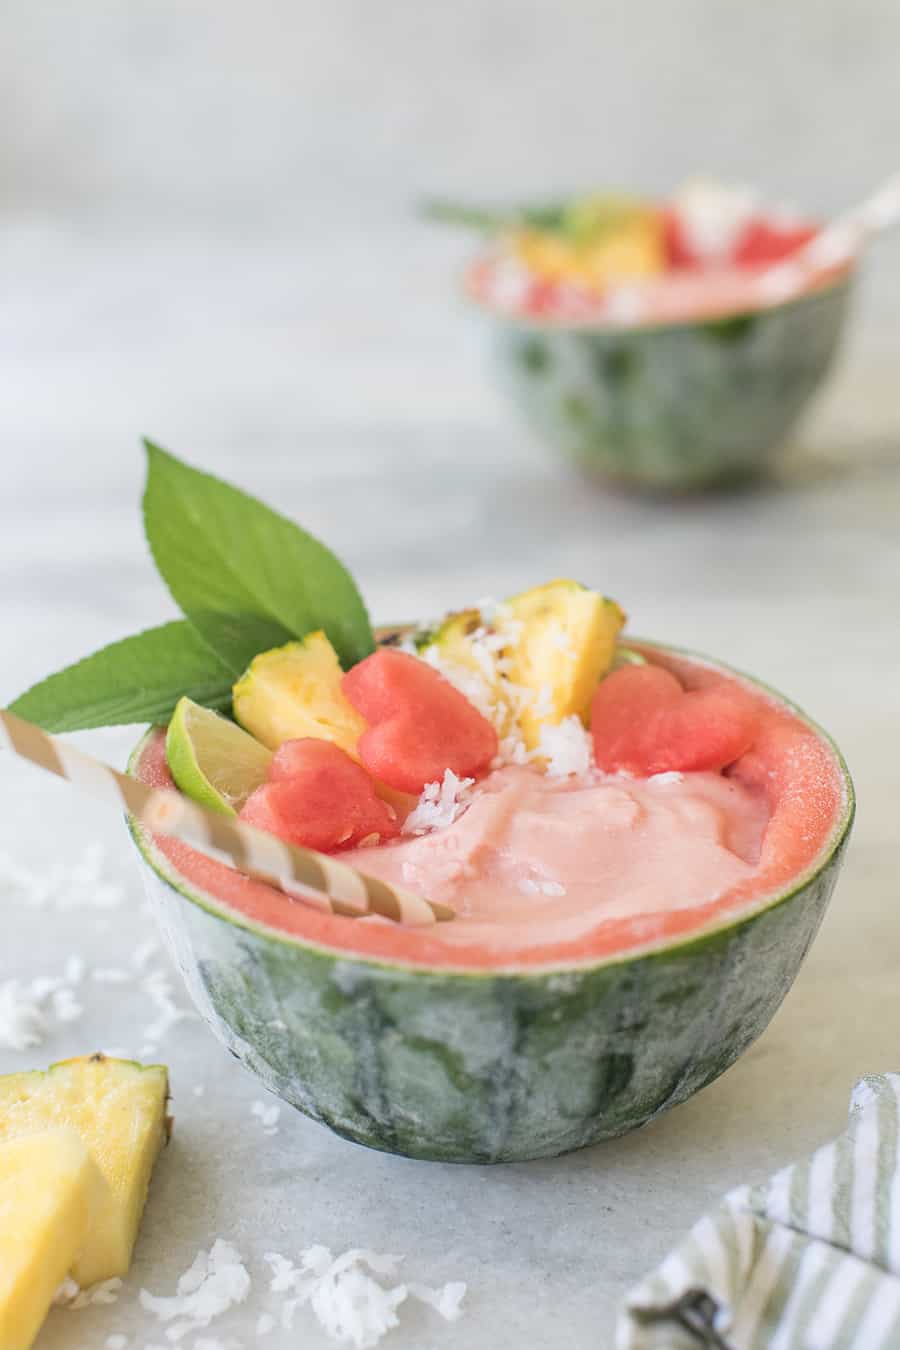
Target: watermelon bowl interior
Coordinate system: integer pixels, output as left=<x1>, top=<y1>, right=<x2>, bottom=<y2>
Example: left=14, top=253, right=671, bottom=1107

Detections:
left=469, top=263, right=855, bottom=493
left=126, top=642, right=854, bottom=1164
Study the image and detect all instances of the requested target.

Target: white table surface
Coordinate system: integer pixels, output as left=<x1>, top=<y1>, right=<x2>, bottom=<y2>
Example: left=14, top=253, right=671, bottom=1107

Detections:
left=2, top=222, right=900, bottom=1349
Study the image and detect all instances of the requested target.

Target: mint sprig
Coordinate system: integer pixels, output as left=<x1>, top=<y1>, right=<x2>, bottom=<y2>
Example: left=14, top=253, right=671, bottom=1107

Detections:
left=8, top=621, right=233, bottom=732
left=143, top=442, right=373, bottom=674
left=7, top=444, right=376, bottom=731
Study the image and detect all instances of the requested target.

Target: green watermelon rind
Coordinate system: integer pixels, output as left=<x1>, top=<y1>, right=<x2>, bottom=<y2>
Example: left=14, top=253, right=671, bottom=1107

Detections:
left=480, top=271, right=855, bottom=490
left=126, top=643, right=854, bottom=1163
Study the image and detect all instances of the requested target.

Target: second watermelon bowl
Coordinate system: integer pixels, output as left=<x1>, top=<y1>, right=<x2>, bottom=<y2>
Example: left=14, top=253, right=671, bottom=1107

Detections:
left=126, top=641, right=854, bottom=1165
left=469, top=267, right=855, bottom=493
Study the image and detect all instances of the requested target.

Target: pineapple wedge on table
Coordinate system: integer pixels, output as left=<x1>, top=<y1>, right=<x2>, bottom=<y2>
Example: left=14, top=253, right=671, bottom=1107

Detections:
left=0, top=1055, right=170, bottom=1288
left=0, top=1129, right=103, bottom=1350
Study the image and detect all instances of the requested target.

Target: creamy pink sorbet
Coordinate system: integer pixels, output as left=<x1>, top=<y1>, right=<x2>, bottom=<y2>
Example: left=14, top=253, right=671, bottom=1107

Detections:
left=340, top=765, right=770, bottom=951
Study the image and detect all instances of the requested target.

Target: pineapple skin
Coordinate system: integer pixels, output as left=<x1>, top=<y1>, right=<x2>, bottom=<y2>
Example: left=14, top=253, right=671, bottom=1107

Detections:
left=0, top=1127, right=103, bottom=1350
left=0, top=1055, right=169, bottom=1287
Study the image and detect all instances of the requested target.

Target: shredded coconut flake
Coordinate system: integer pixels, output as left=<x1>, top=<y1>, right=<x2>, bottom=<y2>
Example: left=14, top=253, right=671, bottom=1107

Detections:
left=52, top=1277, right=81, bottom=1306
left=54, top=1276, right=122, bottom=1309
left=0, top=843, right=125, bottom=911
left=0, top=953, right=91, bottom=1049
left=264, top=1247, right=466, bottom=1349
left=251, top=1100, right=280, bottom=1135
left=407, top=1280, right=467, bottom=1321
left=139, top=1240, right=250, bottom=1341
left=0, top=981, right=48, bottom=1050
left=139, top=967, right=197, bottom=1053
left=402, top=770, right=474, bottom=836
left=533, top=716, right=593, bottom=779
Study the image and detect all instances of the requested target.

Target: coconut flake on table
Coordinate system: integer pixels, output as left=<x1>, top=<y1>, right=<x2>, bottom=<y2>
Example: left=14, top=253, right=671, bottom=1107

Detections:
left=402, top=770, right=475, bottom=836
left=139, top=1240, right=250, bottom=1342
left=138, top=967, right=197, bottom=1057
left=0, top=842, right=125, bottom=911
left=54, top=1277, right=123, bottom=1310
left=0, top=952, right=90, bottom=1050
left=264, top=1246, right=466, bottom=1349
left=251, top=1099, right=280, bottom=1135
left=0, top=980, right=48, bottom=1050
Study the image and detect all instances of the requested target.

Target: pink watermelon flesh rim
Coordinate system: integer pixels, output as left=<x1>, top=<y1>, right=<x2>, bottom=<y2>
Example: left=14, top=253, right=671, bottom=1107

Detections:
left=131, top=643, right=852, bottom=975
left=465, top=254, right=855, bottom=334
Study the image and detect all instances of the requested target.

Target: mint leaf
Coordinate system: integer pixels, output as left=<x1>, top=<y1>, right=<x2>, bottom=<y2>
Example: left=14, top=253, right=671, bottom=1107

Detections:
left=142, top=442, right=374, bottom=675
left=7, top=621, right=233, bottom=732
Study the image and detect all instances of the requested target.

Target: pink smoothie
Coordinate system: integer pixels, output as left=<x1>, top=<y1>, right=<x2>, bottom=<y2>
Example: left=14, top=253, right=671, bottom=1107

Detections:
left=340, top=765, right=770, bottom=952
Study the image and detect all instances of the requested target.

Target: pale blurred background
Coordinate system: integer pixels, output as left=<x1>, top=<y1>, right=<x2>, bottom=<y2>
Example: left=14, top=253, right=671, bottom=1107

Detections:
left=4, top=0, right=900, bottom=716
left=3, top=9, right=900, bottom=1344
left=3, top=0, right=900, bottom=723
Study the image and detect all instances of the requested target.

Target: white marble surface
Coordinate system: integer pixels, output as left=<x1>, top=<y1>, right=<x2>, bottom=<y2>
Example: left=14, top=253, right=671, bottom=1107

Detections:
left=2, top=212, right=900, bottom=1350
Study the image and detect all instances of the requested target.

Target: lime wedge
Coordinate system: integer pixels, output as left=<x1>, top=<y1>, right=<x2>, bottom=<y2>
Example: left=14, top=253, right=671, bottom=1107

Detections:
left=165, top=697, right=272, bottom=815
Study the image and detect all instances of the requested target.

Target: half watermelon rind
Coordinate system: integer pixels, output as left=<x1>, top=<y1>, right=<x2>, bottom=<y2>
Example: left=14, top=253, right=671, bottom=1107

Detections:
left=126, top=642, right=853, bottom=1162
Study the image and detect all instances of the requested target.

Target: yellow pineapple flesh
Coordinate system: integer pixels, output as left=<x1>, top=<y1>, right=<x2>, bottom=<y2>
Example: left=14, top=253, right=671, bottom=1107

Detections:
left=421, top=581, right=626, bottom=752
left=503, top=580, right=626, bottom=748
left=0, top=1055, right=169, bottom=1287
left=233, top=631, right=367, bottom=755
left=0, top=1128, right=102, bottom=1350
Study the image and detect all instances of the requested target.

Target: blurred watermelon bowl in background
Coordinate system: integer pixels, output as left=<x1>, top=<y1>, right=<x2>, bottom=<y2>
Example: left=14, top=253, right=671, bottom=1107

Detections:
left=430, top=180, right=855, bottom=492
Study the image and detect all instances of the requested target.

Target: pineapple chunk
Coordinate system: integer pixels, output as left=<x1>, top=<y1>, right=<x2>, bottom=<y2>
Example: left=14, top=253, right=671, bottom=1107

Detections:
left=233, top=632, right=366, bottom=755
left=418, top=609, right=510, bottom=719
left=510, top=199, right=665, bottom=289
left=421, top=581, right=626, bottom=752
left=504, top=580, right=625, bottom=748
left=0, top=1055, right=169, bottom=1287
left=0, top=1128, right=102, bottom=1350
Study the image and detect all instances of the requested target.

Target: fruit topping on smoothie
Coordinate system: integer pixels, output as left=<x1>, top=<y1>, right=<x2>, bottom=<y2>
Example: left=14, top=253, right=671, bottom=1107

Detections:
left=241, top=738, right=400, bottom=851
left=430, top=178, right=839, bottom=324
left=11, top=448, right=812, bottom=949
left=132, top=563, right=774, bottom=942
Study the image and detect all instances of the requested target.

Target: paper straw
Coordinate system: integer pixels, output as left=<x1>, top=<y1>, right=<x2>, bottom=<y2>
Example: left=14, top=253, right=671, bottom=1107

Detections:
left=755, top=170, right=900, bottom=306
left=0, top=709, right=453, bottom=927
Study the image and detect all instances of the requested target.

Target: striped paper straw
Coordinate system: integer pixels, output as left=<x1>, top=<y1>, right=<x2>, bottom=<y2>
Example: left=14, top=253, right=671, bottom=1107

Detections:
left=0, top=708, right=453, bottom=927
left=754, top=169, right=900, bottom=306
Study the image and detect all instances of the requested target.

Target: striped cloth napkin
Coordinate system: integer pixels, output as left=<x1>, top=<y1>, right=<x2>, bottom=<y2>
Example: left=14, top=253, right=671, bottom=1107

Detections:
left=618, top=1075, right=900, bottom=1350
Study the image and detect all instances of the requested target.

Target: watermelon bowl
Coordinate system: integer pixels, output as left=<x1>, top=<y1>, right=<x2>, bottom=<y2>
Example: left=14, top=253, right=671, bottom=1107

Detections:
left=126, top=642, right=853, bottom=1164
left=469, top=263, right=855, bottom=493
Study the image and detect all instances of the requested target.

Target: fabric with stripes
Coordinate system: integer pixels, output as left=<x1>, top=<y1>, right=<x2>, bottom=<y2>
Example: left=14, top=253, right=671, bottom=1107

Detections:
left=618, top=1075, right=900, bottom=1349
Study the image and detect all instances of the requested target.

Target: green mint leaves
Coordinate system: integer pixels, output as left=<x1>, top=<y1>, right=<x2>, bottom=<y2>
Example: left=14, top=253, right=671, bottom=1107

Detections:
left=8, top=621, right=234, bottom=732
left=142, top=443, right=373, bottom=675
left=9, top=444, right=375, bottom=731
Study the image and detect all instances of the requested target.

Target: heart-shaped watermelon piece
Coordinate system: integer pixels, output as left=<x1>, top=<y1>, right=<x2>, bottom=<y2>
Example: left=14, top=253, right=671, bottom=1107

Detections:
left=591, top=664, right=757, bottom=775
left=239, top=738, right=400, bottom=852
left=342, top=650, right=498, bottom=795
